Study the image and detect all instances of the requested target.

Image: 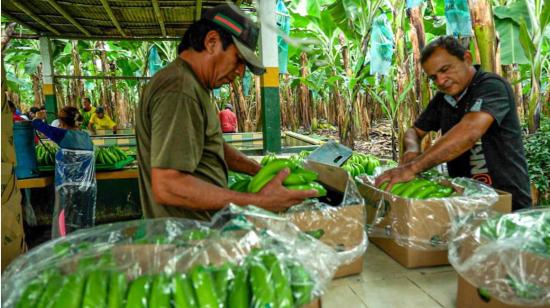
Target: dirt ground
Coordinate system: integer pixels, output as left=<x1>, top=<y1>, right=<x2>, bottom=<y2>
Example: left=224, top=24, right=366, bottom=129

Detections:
left=307, top=119, right=398, bottom=160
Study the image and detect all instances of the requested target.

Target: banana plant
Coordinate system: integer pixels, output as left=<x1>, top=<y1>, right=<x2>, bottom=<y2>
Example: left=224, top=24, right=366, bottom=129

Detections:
left=369, top=70, right=414, bottom=160
left=516, top=0, right=550, bottom=132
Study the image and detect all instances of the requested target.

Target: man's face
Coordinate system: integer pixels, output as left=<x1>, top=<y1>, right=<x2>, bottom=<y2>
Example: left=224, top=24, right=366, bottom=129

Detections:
left=210, top=41, right=246, bottom=89
left=422, top=47, right=473, bottom=97
left=97, top=112, right=104, bottom=119
left=83, top=100, right=91, bottom=111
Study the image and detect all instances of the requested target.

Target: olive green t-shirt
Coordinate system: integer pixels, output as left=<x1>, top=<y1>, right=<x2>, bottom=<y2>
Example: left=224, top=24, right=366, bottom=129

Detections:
left=136, top=57, right=228, bottom=220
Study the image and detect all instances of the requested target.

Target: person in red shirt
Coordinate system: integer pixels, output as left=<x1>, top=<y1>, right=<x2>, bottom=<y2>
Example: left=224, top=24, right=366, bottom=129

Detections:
left=218, top=103, right=238, bottom=133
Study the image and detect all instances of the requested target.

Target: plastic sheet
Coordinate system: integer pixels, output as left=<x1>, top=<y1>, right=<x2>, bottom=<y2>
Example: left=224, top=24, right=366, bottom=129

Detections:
left=2, top=205, right=341, bottom=308
left=406, top=0, right=424, bottom=9
left=449, top=208, right=550, bottom=306
left=369, top=14, right=394, bottom=75
left=53, top=148, right=96, bottom=238
left=285, top=165, right=368, bottom=265
left=276, top=0, right=290, bottom=74
left=445, top=0, right=473, bottom=37
left=358, top=174, right=499, bottom=250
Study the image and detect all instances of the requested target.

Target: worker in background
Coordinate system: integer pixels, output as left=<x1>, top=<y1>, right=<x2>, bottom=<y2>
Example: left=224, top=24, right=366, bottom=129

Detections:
left=32, top=107, right=96, bottom=237
left=219, top=103, right=238, bottom=133
left=136, top=3, right=317, bottom=221
left=80, top=97, right=96, bottom=129
left=88, top=106, right=118, bottom=134
left=375, top=35, right=531, bottom=211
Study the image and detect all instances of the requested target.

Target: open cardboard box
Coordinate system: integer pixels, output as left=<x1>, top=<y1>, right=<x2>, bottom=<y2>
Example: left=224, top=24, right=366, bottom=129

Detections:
left=454, top=230, right=550, bottom=308
left=283, top=160, right=367, bottom=278
left=457, top=275, right=550, bottom=308
left=358, top=179, right=512, bottom=268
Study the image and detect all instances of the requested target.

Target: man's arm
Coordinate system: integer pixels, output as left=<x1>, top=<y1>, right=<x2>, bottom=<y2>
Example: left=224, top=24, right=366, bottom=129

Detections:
left=152, top=167, right=317, bottom=212
left=223, top=142, right=261, bottom=175
left=375, top=112, right=494, bottom=189
left=88, top=116, right=96, bottom=133
left=400, top=127, right=428, bottom=164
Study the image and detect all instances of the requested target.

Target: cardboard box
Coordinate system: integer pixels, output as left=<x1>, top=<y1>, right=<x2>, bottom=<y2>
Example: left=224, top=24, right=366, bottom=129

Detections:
left=454, top=228, right=550, bottom=307
left=285, top=161, right=367, bottom=278
left=359, top=180, right=512, bottom=268
left=457, top=275, right=550, bottom=308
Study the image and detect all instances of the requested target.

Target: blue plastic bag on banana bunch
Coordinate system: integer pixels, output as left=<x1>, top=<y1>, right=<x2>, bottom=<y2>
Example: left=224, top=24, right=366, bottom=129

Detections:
left=277, top=0, right=291, bottom=74
left=445, top=0, right=473, bottom=37
left=369, top=14, right=394, bottom=75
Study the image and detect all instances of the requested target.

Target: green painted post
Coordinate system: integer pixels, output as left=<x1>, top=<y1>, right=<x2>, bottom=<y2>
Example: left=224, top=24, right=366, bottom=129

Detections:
left=258, top=0, right=281, bottom=153
left=39, top=37, right=57, bottom=123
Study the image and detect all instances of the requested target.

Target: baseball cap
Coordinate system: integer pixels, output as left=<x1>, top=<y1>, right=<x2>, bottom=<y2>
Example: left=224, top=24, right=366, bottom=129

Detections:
left=224, top=103, right=233, bottom=110
left=96, top=106, right=105, bottom=113
left=203, top=3, right=266, bottom=75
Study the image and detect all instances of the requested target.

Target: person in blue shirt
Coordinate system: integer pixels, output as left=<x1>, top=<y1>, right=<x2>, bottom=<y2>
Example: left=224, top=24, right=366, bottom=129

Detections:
left=32, top=107, right=96, bottom=237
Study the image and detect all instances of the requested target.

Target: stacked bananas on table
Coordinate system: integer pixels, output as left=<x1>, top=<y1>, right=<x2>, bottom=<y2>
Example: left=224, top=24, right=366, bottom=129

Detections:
left=342, top=153, right=382, bottom=176
left=36, top=143, right=59, bottom=166
left=95, top=146, right=130, bottom=165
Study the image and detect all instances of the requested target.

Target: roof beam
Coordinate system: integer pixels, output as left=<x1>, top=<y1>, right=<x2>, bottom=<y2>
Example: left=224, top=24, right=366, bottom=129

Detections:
left=45, top=0, right=91, bottom=36
left=194, top=0, right=203, bottom=21
left=11, top=0, right=61, bottom=35
left=151, top=0, right=166, bottom=37
left=99, top=0, right=126, bottom=37
left=1, top=11, right=41, bottom=33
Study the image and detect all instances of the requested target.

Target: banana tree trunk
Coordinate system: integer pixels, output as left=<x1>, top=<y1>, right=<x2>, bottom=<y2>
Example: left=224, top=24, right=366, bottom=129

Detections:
left=527, top=73, right=540, bottom=133
left=299, top=52, right=311, bottom=131
left=230, top=79, right=248, bottom=132
left=408, top=6, right=429, bottom=112
left=71, top=40, right=84, bottom=106
left=469, top=0, right=498, bottom=72
left=503, top=64, right=525, bottom=122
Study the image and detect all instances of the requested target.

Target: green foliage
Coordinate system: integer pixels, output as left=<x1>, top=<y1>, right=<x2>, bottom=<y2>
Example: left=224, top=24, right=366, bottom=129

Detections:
left=524, top=116, right=550, bottom=193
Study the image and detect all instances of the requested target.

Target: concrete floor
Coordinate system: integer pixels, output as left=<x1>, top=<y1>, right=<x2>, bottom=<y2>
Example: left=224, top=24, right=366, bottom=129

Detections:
left=322, top=244, right=458, bottom=308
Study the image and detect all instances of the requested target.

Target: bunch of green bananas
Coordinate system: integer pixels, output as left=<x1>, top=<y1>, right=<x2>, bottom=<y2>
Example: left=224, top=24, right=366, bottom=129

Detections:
left=378, top=178, right=455, bottom=199
left=36, top=143, right=59, bottom=166
left=16, top=249, right=316, bottom=308
left=95, top=146, right=129, bottom=165
left=342, top=153, right=381, bottom=176
left=231, top=159, right=326, bottom=197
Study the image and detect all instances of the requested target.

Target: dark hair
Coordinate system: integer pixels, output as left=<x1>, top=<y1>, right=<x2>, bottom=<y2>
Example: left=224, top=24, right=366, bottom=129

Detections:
left=178, top=19, right=234, bottom=54
left=58, top=106, right=83, bottom=128
left=421, top=36, right=468, bottom=64
left=82, top=97, right=91, bottom=104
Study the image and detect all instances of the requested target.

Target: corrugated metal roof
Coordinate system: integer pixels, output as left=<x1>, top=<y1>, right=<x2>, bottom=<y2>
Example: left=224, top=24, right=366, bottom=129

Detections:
left=1, top=0, right=254, bottom=40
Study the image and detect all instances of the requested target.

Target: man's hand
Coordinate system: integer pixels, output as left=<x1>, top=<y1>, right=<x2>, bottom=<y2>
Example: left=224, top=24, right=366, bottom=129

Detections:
left=257, top=168, right=318, bottom=211
left=374, top=164, right=417, bottom=191
left=400, top=151, right=420, bottom=165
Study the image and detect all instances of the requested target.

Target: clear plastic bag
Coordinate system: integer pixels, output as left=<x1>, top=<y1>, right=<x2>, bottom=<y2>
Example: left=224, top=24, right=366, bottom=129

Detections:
left=288, top=160, right=369, bottom=265
left=52, top=148, right=96, bottom=238
left=2, top=205, right=341, bottom=308
left=358, top=174, right=499, bottom=250
left=449, top=208, right=550, bottom=306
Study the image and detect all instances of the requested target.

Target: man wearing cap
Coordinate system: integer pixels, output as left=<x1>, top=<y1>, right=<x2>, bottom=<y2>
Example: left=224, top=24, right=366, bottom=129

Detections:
left=88, top=106, right=118, bottom=134
left=136, top=3, right=317, bottom=220
left=219, top=103, right=238, bottom=133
